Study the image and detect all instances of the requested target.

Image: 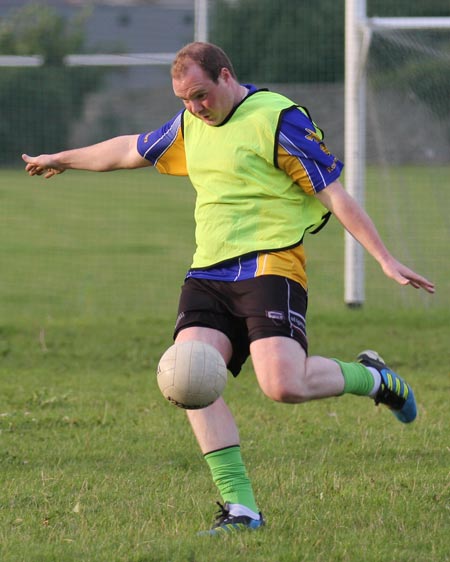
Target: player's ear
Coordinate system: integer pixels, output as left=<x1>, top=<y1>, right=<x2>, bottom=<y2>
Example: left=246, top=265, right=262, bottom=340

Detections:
left=219, top=67, right=232, bottom=82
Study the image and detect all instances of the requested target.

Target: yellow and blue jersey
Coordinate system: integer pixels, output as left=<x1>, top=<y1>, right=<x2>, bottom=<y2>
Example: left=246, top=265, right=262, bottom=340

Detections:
left=137, top=85, right=343, bottom=289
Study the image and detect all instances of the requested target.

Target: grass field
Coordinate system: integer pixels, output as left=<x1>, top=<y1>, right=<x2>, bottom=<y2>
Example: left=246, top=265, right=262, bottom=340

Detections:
left=0, top=168, right=449, bottom=562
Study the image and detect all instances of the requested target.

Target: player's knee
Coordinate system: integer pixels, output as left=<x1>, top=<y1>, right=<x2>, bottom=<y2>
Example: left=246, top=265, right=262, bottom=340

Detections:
left=259, top=378, right=309, bottom=404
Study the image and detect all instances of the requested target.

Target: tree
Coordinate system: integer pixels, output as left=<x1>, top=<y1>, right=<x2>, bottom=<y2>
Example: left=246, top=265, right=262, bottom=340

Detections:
left=211, top=0, right=345, bottom=83
left=0, top=3, right=104, bottom=165
left=210, top=0, right=450, bottom=86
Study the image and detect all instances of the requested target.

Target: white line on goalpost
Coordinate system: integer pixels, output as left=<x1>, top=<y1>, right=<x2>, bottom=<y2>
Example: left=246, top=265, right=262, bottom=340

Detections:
left=0, top=53, right=177, bottom=67
left=345, top=0, right=450, bottom=307
left=368, top=17, right=450, bottom=30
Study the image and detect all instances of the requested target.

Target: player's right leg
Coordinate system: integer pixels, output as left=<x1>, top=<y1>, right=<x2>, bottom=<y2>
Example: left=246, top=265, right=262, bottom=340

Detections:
left=187, top=396, right=265, bottom=536
left=175, top=326, right=263, bottom=535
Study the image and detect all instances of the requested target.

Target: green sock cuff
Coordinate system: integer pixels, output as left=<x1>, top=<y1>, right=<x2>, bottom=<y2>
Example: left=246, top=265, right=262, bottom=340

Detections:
left=204, top=445, right=241, bottom=462
left=204, top=445, right=259, bottom=513
left=333, top=359, right=375, bottom=396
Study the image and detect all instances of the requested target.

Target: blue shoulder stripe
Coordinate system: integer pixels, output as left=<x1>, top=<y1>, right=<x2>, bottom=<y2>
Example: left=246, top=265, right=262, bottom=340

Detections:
left=137, top=110, right=184, bottom=165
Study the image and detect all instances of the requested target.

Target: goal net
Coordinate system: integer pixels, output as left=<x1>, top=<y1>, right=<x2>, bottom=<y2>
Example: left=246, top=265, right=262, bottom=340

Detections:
left=362, top=24, right=450, bottom=309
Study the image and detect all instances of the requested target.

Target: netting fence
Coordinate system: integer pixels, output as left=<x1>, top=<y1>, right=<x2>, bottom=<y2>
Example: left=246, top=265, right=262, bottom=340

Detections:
left=0, top=0, right=449, bottom=324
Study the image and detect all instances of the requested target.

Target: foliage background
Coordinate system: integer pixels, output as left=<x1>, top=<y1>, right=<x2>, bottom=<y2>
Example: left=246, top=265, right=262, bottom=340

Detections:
left=211, top=0, right=450, bottom=83
left=0, top=4, right=103, bottom=164
left=1, top=1, right=449, bottom=163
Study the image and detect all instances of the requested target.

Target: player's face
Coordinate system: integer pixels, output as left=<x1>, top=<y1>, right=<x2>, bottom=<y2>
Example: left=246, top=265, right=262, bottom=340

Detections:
left=172, top=63, right=236, bottom=126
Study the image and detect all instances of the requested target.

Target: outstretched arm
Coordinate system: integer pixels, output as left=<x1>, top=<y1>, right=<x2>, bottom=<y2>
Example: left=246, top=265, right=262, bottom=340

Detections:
left=22, top=134, right=150, bottom=178
left=315, top=180, right=435, bottom=294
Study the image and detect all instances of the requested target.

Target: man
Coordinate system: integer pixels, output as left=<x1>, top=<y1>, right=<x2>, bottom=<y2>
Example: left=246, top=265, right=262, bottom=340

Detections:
left=23, top=42, right=435, bottom=536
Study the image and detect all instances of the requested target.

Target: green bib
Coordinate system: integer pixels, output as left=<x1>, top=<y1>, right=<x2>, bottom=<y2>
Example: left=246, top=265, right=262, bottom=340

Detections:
left=183, top=90, right=329, bottom=268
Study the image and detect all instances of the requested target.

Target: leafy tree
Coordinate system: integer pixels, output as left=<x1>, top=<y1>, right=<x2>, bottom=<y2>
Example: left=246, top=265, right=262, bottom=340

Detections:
left=0, top=3, right=87, bottom=64
left=211, top=0, right=345, bottom=83
left=210, top=0, right=450, bottom=87
left=0, top=3, right=103, bottom=165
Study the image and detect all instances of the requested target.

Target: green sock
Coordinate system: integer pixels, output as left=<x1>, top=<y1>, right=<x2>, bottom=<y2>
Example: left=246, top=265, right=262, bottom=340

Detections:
left=204, top=445, right=259, bottom=513
left=333, top=359, right=375, bottom=396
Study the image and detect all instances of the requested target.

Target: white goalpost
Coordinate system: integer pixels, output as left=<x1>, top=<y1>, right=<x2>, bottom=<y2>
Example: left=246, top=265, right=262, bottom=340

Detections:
left=344, top=0, right=450, bottom=306
left=194, top=0, right=209, bottom=42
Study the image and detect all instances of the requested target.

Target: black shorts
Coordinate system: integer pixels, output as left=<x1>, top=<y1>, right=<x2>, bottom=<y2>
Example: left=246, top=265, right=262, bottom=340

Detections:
left=174, top=275, right=308, bottom=376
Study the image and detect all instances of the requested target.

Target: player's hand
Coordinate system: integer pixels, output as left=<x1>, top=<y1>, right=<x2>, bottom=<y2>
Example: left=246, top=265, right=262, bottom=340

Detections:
left=22, top=153, right=65, bottom=179
left=380, top=257, right=435, bottom=294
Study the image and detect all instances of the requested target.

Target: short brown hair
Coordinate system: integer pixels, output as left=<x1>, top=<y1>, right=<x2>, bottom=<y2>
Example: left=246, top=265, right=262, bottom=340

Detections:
left=171, top=42, right=237, bottom=83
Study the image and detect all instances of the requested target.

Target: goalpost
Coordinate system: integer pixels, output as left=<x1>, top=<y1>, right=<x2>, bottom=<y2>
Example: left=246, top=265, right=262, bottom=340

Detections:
left=344, top=0, right=450, bottom=306
left=194, top=0, right=209, bottom=42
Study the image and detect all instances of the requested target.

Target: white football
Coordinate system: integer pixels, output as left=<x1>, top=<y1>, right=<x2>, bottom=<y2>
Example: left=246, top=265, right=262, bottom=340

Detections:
left=157, top=340, right=228, bottom=409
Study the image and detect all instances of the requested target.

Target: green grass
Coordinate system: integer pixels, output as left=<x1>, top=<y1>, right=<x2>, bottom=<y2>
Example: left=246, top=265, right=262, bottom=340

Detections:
left=0, top=168, right=449, bottom=561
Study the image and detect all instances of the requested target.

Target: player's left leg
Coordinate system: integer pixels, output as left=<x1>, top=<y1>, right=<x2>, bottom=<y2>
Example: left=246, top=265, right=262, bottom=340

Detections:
left=247, top=275, right=416, bottom=422
left=251, top=336, right=345, bottom=402
left=251, top=337, right=417, bottom=422
left=356, top=350, right=417, bottom=423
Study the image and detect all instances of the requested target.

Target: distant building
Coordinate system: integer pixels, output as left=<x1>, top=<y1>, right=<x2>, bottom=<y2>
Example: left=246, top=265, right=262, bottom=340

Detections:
left=0, top=0, right=195, bottom=54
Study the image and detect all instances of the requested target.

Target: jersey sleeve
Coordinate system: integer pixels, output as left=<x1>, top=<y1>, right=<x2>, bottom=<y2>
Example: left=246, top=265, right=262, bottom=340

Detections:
left=277, top=106, right=343, bottom=195
left=137, top=110, right=188, bottom=176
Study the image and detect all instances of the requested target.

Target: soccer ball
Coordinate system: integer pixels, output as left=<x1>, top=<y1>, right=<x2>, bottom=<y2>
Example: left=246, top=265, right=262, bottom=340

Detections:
left=157, top=340, right=228, bottom=410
